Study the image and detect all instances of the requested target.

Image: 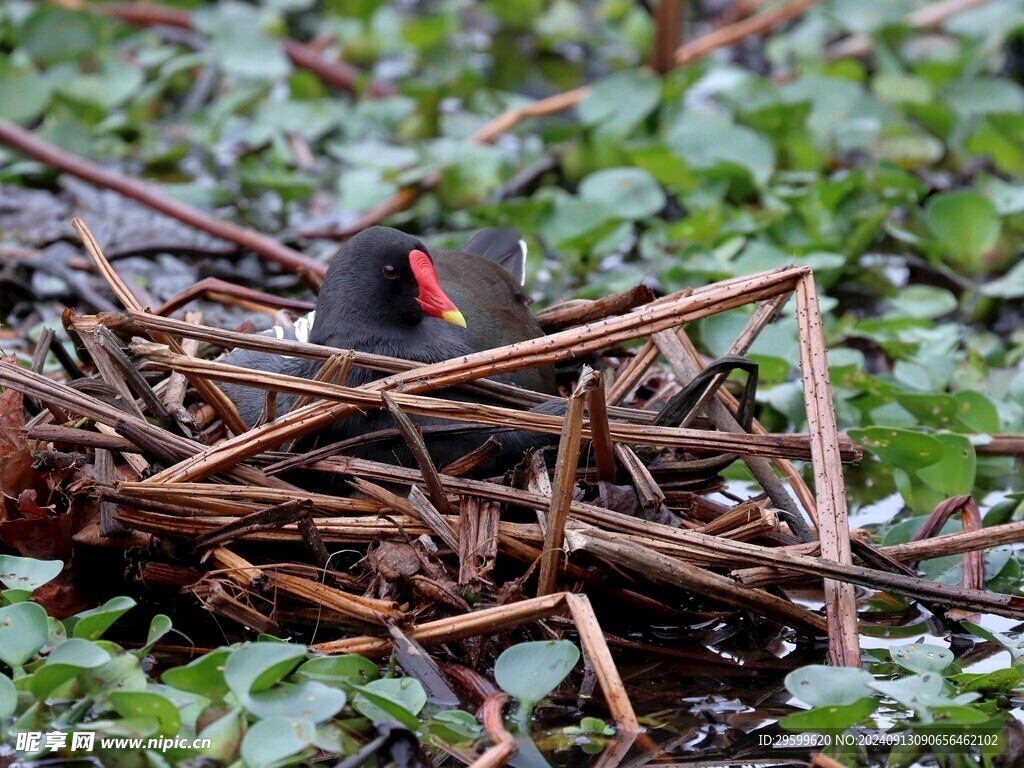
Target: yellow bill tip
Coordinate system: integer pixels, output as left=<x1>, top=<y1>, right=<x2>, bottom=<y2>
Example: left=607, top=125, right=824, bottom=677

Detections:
left=441, top=310, right=467, bottom=328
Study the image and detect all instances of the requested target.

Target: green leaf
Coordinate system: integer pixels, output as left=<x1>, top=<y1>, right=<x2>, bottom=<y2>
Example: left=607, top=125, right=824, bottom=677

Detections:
left=668, top=112, right=775, bottom=185
left=293, top=655, right=379, bottom=693
left=0, top=556, right=62, bottom=593
left=981, top=258, right=1024, bottom=299
left=224, top=642, right=307, bottom=701
left=941, top=78, right=1024, bottom=117
left=423, top=709, right=483, bottom=744
left=578, top=69, right=661, bottom=137
left=239, top=716, right=315, bottom=768
left=968, top=114, right=1024, bottom=175
left=848, top=428, right=944, bottom=473
left=109, top=691, right=181, bottom=735
left=961, top=621, right=1024, bottom=662
left=578, top=168, right=665, bottom=220
left=337, top=167, right=398, bottom=214
left=0, top=67, right=51, bottom=123
left=133, top=615, right=172, bottom=659
left=540, top=194, right=616, bottom=246
left=21, top=6, right=101, bottom=66
left=889, top=643, right=953, bottom=674
left=494, top=640, right=580, bottom=708
left=2, top=590, right=31, bottom=605
left=953, top=391, right=1000, bottom=433
left=66, top=596, right=136, bottom=640
left=926, top=190, right=1002, bottom=271
left=784, top=665, right=875, bottom=707
left=870, top=672, right=958, bottom=715
left=894, top=285, right=957, bottom=320
left=80, top=652, right=147, bottom=699
left=894, top=393, right=958, bottom=429
left=0, top=602, right=48, bottom=668
left=351, top=677, right=426, bottom=729
left=245, top=681, right=346, bottom=723
left=198, top=708, right=245, bottom=763
left=779, top=697, right=877, bottom=731
left=954, top=666, right=1024, bottom=695
left=0, top=673, right=15, bottom=720
left=917, top=433, right=975, bottom=497
left=163, top=649, right=231, bottom=701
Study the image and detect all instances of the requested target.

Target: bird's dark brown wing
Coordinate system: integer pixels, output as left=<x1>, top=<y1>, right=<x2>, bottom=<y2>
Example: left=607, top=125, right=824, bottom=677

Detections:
left=435, top=249, right=557, bottom=395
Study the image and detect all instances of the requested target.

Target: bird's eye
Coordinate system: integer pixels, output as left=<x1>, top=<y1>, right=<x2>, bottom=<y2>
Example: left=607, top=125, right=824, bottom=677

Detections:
left=382, top=265, right=398, bottom=280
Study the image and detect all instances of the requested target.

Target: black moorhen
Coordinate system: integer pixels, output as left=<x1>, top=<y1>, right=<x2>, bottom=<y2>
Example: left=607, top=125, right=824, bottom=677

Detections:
left=218, top=226, right=558, bottom=472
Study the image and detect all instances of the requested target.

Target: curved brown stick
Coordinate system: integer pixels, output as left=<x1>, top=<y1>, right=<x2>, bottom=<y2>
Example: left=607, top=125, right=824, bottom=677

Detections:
left=156, top=277, right=315, bottom=317
left=675, top=0, right=822, bottom=64
left=96, top=3, right=393, bottom=96
left=0, top=120, right=325, bottom=278
left=470, top=694, right=517, bottom=768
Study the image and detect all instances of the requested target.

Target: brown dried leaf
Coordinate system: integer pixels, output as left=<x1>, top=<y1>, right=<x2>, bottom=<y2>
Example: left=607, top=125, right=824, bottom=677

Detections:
left=0, top=387, right=25, bottom=456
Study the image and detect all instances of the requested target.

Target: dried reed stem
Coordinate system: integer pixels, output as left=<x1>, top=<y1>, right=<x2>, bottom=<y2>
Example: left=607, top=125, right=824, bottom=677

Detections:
left=795, top=274, right=859, bottom=666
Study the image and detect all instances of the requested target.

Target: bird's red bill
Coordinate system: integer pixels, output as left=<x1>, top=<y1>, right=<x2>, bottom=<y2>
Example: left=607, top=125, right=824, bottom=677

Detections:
left=409, top=249, right=467, bottom=327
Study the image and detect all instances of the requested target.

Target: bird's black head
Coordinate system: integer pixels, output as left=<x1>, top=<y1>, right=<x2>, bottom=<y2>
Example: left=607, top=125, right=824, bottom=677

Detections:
left=313, top=227, right=466, bottom=334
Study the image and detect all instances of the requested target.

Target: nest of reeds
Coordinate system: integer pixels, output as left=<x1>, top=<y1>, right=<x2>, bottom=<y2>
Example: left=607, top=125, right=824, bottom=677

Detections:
left=3, top=218, right=1020, bottom=736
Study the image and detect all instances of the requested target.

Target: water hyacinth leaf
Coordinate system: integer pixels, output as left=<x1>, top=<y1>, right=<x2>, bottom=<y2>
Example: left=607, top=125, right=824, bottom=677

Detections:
left=163, top=649, right=231, bottom=701
left=924, top=705, right=998, bottom=726
left=48, top=638, right=112, bottom=668
left=778, top=697, right=877, bottom=731
left=80, top=652, right=147, bottom=697
left=224, top=642, right=307, bottom=701
left=941, top=78, right=1024, bottom=118
left=134, top=614, right=172, bottom=659
left=21, top=5, right=101, bottom=66
left=981, top=259, right=1024, bottom=299
left=108, top=691, right=181, bottom=735
left=66, top=596, right=136, bottom=640
left=578, top=69, right=661, bottom=137
left=0, top=555, right=62, bottom=593
left=199, top=708, right=245, bottom=763
left=0, top=602, right=48, bottom=668
left=351, top=678, right=425, bottom=730
left=962, top=621, right=1024, bottom=662
left=578, top=168, right=666, bottom=220
left=2, top=590, right=31, bottom=605
left=977, top=173, right=1024, bottom=215
left=668, top=113, right=775, bottom=185
left=541, top=194, right=617, bottom=246
left=895, top=285, right=958, bottom=319
left=0, top=673, right=14, bottom=720
left=955, top=667, right=1024, bottom=695
left=847, top=428, right=944, bottom=474
left=240, top=716, right=315, bottom=768
left=925, top=190, right=1001, bottom=270
left=337, top=167, right=399, bottom=214
left=293, top=654, right=379, bottom=693
left=494, top=640, right=580, bottom=708
left=869, top=672, right=958, bottom=714
left=246, top=680, right=346, bottom=723
left=917, top=432, right=975, bottom=497
left=894, top=393, right=957, bottom=429
left=889, top=643, right=953, bottom=674
left=969, top=113, right=1024, bottom=175
left=784, top=665, right=875, bottom=707
left=0, top=67, right=51, bottom=123
left=953, top=391, right=1000, bottom=434
left=423, top=709, right=482, bottom=744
